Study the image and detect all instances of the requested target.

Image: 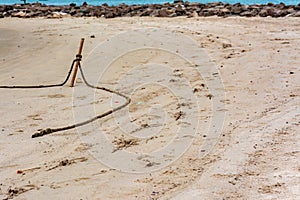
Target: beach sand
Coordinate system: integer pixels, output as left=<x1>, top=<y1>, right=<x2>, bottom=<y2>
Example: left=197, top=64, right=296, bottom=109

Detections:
left=0, top=17, right=299, bottom=199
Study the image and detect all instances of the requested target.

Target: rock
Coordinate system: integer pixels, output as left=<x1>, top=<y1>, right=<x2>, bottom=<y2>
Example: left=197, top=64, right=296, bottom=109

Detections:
left=163, top=2, right=172, bottom=7
left=191, top=11, right=198, bottom=17
left=80, top=8, right=89, bottom=15
left=218, top=8, right=231, bottom=16
left=291, top=11, right=300, bottom=17
left=169, top=13, right=177, bottom=17
left=105, top=11, right=115, bottom=18
left=287, top=8, right=295, bottom=14
left=69, top=9, right=77, bottom=15
left=174, top=0, right=184, bottom=4
left=39, top=6, right=49, bottom=13
left=150, top=9, right=159, bottom=17
left=34, top=11, right=43, bottom=17
left=138, top=8, right=153, bottom=16
left=49, top=11, right=70, bottom=18
left=201, top=8, right=218, bottom=16
left=90, top=9, right=101, bottom=17
left=259, top=9, right=268, bottom=16
left=158, top=8, right=169, bottom=17
left=12, top=11, right=26, bottom=18
left=230, top=5, right=243, bottom=14
left=262, top=7, right=274, bottom=16
left=73, top=12, right=84, bottom=17
left=3, top=5, right=13, bottom=12
left=70, top=3, right=76, bottom=7
left=25, top=11, right=36, bottom=17
left=273, top=9, right=286, bottom=17
left=240, top=10, right=257, bottom=17
left=187, top=11, right=199, bottom=18
left=175, top=4, right=184, bottom=12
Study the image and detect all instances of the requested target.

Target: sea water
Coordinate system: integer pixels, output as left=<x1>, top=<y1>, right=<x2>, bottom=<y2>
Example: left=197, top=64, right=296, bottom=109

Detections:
left=0, top=0, right=298, bottom=6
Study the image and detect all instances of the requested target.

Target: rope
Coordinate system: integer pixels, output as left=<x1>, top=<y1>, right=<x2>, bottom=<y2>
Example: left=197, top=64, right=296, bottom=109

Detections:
left=0, top=59, right=78, bottom=89
left=0, top=58, right=131, bottom=138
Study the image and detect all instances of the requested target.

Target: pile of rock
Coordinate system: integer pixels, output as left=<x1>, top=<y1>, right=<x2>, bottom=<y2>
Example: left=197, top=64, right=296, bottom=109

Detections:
left=0, top=1, right=299, bottom=18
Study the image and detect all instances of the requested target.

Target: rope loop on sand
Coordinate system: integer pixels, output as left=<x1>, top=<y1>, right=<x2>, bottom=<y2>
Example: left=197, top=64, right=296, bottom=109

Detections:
left=0, top=59, right=131, bottom=138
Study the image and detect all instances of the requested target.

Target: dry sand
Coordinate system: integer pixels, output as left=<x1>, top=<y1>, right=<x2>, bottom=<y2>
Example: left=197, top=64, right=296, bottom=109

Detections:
left=0, top=17, right=299, bottom=199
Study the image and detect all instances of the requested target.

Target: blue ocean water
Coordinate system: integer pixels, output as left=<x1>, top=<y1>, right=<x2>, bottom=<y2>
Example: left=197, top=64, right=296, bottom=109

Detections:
left=0, top=0, right=299, bottom=6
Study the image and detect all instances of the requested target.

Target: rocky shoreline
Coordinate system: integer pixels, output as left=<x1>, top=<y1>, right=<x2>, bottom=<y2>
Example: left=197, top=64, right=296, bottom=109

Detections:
left=1, top=1, right=300, bottom=18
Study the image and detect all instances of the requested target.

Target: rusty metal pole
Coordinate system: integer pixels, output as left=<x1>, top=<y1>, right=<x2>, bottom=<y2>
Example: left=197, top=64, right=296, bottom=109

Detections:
left=70, top=38, right=85, bottom=87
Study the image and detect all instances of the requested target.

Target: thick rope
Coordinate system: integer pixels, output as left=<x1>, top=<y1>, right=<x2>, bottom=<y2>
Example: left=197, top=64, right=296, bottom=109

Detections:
left=0, top=59, right=78, bottom=89
left=0, top=58, right=131, bottom=138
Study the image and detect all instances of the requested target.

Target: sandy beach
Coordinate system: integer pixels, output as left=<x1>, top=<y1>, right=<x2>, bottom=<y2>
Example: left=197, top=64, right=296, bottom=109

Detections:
left=0, top=17, right=299, bottom=199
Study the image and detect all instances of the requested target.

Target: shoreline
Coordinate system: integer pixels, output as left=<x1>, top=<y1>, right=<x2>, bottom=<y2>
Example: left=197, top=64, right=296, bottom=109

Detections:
left=1, top=2, right=300, bottom=18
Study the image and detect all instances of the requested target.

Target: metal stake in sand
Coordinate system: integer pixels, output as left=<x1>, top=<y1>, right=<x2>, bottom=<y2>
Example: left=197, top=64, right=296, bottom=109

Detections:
left=70, top=38, right=85, bottom=87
